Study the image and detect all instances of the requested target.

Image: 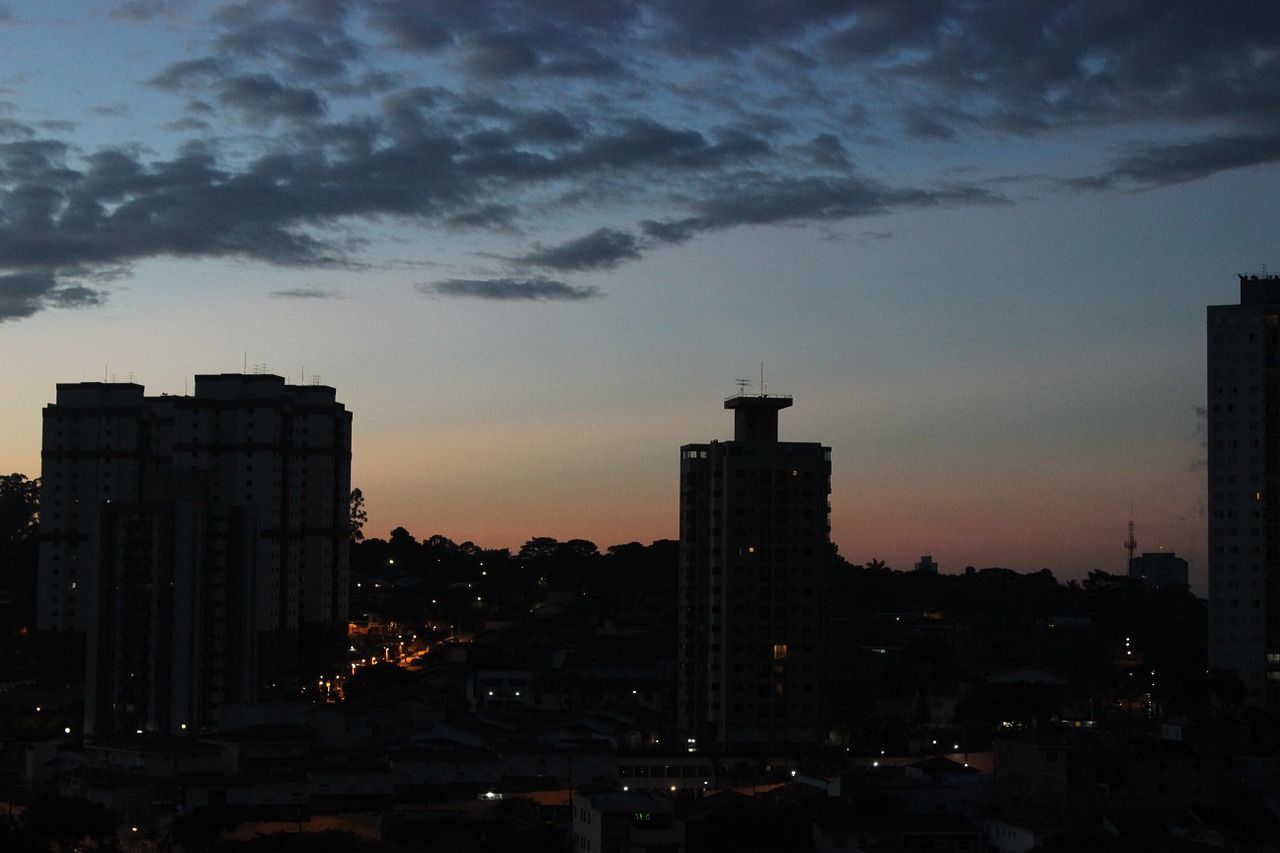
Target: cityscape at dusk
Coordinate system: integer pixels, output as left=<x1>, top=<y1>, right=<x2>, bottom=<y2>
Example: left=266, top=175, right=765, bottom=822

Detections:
left=2, top=3, right=1279, bottom=588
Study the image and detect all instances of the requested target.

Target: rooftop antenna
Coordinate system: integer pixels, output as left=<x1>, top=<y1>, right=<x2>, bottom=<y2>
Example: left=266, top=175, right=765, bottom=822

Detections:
left=760, top=363, right=766, bottom=397
left=734, top=379, right=752, bottom=396
left=1124, top=512, right=1138, bottom=568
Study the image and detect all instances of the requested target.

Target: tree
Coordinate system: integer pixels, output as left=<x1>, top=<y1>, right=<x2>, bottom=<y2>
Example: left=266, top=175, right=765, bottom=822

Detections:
left=388, top=526, right=417, bottom=548
left=343, top=661, right=417, bottom=702
left=518, top=536, right=561, bottom=562
left=481, top=797, right=563, bottom=852
left=0, top=473, right=38, bottom=543
left=685, top=796, right=814, bottom=853
left=1209, top=668, right=1248, bottom=711
left=0, top=813, right=44, bottom=853
left=0, top=474, right=39, bottom=607
left=348, top=488, right=367, bottom=542
left=21, top=793, right=116, bottom=852
left=167, top=807, right=241, bottom=853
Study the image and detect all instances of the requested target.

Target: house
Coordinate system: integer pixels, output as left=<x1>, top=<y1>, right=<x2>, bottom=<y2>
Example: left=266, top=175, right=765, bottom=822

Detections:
left=572, top=787, right=684, bottom=853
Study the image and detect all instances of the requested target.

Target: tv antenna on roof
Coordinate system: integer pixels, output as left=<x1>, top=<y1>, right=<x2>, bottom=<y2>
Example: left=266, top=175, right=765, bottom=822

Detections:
left=734, top=379, right=752, bottom=396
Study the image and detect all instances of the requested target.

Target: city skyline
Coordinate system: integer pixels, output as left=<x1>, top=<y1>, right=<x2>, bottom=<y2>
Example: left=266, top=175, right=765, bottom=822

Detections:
left=2, top=3, right=1279, bottom=589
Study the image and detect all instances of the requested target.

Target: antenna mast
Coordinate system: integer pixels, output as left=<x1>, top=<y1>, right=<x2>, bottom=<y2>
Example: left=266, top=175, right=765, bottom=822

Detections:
left=1124, top=517, right=1138, bottom=568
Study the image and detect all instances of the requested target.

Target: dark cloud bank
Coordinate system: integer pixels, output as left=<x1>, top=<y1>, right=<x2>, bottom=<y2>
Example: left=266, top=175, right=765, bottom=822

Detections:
left=0, top=0, right=1276, bottom=319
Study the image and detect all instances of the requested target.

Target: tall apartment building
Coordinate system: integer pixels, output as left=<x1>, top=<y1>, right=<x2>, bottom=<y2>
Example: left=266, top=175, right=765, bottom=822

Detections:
left=39, top=374, right=352, bottom=735
left=678, top=393, right=831, bottom=748
left=1207, top=273, right=1280, bottom=707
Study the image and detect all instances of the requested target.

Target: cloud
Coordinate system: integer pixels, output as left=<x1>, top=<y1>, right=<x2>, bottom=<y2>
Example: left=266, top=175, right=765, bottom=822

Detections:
left=797, top=134, right=850, bottom=170
left=217, top=74, right=327, bottom=123
left=1, top=0, right=1277, bottom=320
left=0, top=271, right=102, bottom=322
left=270, top=287, right=341, bottom=299
left=518, top=228, right=641, bottom=272
left=815, top=0, right=1280, bottom=134
left=653, top=0, right=859, bottom=55
left=367, top=0, right=638, bottom=58
left=573, top=120, right=772, bottom=171
left=366, top=0, right=460, bottom=52
left=685, top=174, right=1005, bottom=232
left=640, top=218, right=703, bottom=246
left=149, top=57, right=229, bottom=91
left=90, top=103, right=132, bottom=119
left=111, top=1, right=191, bottom=23
left=421, top=277, right=601, bottom=301
left=458, top=32, right=541, bottom=79
left=213, top=14, right=362, bottom=80
left=0, top=272, right=57, bottom=320
left=901, top=109, right=955, bottom=142
left=1102, top=133, right=1280, bottom=187
left=512, top=110, right=581, bottom=143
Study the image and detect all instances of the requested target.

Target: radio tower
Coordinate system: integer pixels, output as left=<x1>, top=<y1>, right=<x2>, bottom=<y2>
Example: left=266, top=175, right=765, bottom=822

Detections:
left=1124, top=516, right=1138, bottom=569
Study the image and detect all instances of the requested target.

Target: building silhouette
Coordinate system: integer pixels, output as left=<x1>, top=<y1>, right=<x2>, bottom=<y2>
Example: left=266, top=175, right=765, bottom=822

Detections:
left=677, top=392, right=831, bottom=747
left=1207, top=274, right=1280, bottom=707
left=38, top=374, right=352, bottom=735
left=1127, top=552, right=1189, bottom=590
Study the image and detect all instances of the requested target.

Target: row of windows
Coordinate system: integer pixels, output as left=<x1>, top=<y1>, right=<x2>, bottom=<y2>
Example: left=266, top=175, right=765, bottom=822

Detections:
left=681, top=578, right=816, bottom=591
left=1213, top=634, right=1264, bottom=648
left=1212, top=614, right=1264, bottom=625
left=686, top=671, right=814, bottom=691
left=1213, top=544, right=1280, bottom=557
left=1214, top=579, right=1264, bottom=590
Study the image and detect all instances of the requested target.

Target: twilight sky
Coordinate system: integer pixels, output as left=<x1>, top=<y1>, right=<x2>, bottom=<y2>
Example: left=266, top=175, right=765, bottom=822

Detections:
left=2, top=1, right=1278, bottom=589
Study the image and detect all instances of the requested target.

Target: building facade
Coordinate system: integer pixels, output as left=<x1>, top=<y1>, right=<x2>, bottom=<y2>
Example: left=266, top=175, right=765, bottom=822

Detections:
left=39, top=374, right=352, bottom=735
left=1207, top=274, right=1280, bottom=707
left=677, top=394, right=830, bottom=748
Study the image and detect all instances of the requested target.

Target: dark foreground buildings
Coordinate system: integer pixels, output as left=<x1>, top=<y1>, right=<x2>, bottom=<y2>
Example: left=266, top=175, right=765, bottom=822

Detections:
left=677, top=392, right=831, bottom=747
left=38, top=374, right=352, bottom=736
left=1208, top=272, right=1280, bottom=708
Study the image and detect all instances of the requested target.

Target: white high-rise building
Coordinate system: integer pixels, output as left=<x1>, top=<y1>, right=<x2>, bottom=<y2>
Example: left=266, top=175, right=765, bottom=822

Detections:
left=39, top=374, right=352, bottom=735
left=1207, top=274, right=1280, bottom=707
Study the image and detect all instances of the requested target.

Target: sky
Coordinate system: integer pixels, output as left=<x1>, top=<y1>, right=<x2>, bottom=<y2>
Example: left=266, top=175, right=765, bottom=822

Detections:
left=2, top=1, right=1278, bottom=591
